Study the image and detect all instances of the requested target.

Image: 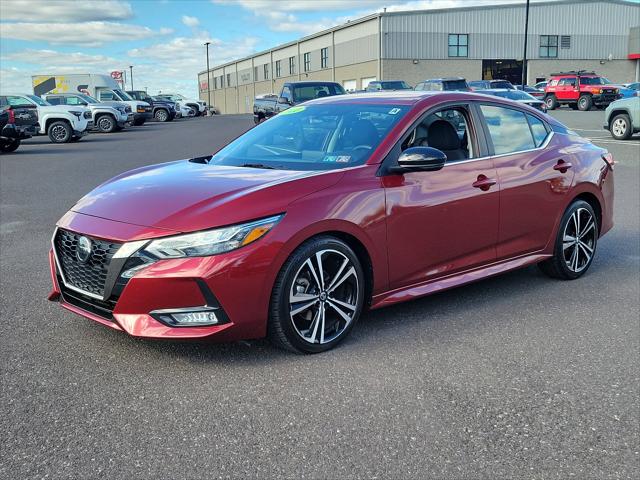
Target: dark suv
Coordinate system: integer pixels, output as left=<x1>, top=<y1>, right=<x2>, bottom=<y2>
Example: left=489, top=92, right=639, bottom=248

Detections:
left=468, top=79, right=515, bottom=90
left=544, top=71, right=620, bottom=111
left=414, top=78, right=471, bottom=92
left=127, top=90, right=176, bottom=122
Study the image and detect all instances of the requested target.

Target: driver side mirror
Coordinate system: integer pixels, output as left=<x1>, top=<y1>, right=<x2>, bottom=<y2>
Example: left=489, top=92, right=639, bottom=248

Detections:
left=278, top=96, right=291, bottom=105
left=389, top=147, right=446, bottom=174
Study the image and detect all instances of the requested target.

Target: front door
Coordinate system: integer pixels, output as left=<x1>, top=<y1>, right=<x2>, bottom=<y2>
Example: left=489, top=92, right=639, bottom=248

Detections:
left=383, top=104, right=499, bottom=290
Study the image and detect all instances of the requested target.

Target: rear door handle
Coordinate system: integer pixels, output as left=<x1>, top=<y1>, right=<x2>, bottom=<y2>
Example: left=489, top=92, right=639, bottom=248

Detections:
left=472, top=175, right=497, bottom=191
left=553, top=159, right=572, bottom=173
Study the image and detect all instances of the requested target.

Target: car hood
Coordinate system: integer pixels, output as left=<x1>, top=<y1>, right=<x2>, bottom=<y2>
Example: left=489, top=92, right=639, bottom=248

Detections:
left=39, top=105, right=88, bottom=114
left=71, top=159, right=343, bottom=233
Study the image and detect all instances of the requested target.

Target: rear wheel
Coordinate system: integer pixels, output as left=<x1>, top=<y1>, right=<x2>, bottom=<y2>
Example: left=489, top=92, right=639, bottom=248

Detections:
left=538, top=200, right=598, bottom=280
left=545, top=95, right=558, bottom=110
left=0, top=138, right=20, bottom=153
left=610, top=113, right=632, bottom=140
left=269, top=237, right=365, bottom=353
left=96, top=114, right=116, bottom=133
left=47, top=120, right=72, bottom=143
left=577, top=94, right=593, bottom=111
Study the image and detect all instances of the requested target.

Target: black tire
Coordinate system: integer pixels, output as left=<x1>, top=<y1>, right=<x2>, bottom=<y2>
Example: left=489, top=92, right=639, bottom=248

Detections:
left=538, top=200, right=598, bottom=280
left=609, top=113, right=633, bottom=140
left=0, top=138, right=20, bottom=153
left=47, top=120, right=72, bottom=143
left=96, top=114, right=116, bottom=133
left=268, top=236, right=366, bottom=354
left=545, top=95, right=558, bottom=110
left=577, top=94, right=593, bottom=111
left=133, top=118, right=145, bottom=126
left=154, top=108, right=169, bottom=122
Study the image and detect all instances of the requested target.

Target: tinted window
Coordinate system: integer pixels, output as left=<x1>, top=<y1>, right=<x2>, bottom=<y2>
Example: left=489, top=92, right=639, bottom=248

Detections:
left=480, top=105, right=536, bottom=155
left=47, top=97, right=62, bottom=105
left=527, top=114, right=549, bottom=147
left=443, top=80, right=469, bottom=91
left=580, top=77, right=606, bottom=85
left=210, top=104, right=409, bottom=171
left=380, top=81, right=411, bottom=90
left=292, top=84, right=345, bottom=102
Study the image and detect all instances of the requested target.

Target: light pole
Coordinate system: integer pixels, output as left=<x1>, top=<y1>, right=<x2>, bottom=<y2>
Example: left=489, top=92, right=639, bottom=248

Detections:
left=129, top=65, right=134, bottom=90
left=204, top=42, right=211, bottom=116
left=521, top=0, right=530, bottom=86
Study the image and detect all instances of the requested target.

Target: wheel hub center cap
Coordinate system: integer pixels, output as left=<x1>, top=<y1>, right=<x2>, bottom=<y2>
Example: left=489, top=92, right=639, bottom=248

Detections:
left=319, top=291, right=328, bottom=302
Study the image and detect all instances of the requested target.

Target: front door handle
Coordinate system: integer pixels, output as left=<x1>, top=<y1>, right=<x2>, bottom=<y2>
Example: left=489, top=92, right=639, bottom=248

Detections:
left=472, top=175, right=497, bottom=191
left=553, top=159, right=573, bottom=173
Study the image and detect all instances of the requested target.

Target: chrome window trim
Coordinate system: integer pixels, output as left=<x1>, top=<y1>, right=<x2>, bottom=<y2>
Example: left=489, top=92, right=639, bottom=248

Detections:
left=51, top=227, right=147, bottom=301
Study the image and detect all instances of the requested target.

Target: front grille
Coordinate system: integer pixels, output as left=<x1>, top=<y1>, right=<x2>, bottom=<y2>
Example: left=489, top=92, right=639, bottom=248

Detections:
left=54, top=229, right=121, bottom=297
left=83, top=111, right=92, bottom=119
left=58, top=276, right=116, bottom=320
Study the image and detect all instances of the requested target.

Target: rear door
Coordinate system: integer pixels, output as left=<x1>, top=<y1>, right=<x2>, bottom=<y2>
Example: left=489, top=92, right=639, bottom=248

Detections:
left=478, top=103, right=574, bottom=259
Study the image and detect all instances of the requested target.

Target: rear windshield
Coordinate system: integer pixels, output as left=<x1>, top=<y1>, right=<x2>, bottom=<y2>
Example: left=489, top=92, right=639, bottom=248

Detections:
left=209, top=103, right=409, bottom=171
left=380, top=81, right=412, bottom=90
left=292, top=84, right=345, bottom=103
left=491, top=80, right=514, bottom=89
left=443, top=80, right=469, bottom=91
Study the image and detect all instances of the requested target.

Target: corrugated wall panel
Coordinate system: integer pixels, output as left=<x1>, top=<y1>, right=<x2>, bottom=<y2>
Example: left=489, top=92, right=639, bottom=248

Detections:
left=335, top=35, right=378, bottom=67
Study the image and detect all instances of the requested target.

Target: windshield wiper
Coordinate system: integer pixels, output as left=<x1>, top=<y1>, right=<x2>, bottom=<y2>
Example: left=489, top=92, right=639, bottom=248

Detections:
left=239, top=163, right=277, bottom=170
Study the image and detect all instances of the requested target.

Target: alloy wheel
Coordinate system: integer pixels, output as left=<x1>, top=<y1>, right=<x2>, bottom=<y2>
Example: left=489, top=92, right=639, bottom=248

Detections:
left=52, top=125, right=67, bottom=141
left=611, top=118, right=627, bottom=137
left=289, top=249, right=359, bottom=345
left=562, top=207, right=596, bottom=273
left=98, top=117, right=112, bottom=132
left=156, top=110, right=168, bottom=122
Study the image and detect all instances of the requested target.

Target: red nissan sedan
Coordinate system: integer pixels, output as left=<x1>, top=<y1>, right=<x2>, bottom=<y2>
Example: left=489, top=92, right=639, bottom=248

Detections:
left=49, top=92, right=614, bottom=353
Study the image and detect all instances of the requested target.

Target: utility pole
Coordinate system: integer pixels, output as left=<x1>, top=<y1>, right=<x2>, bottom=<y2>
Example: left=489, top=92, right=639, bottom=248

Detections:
left=129, top=65, right=134, bottom=90
left=122, top=70, right=127, bottom=89
left=204, top=42, right=211, bottom=116
left=522, top=0, right=530, bottom=86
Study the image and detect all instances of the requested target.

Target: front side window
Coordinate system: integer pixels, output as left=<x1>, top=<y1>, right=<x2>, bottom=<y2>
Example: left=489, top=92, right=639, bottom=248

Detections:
left=65, top=96, right=84, bottom=105
left=6, top=96, right=32, bottom=106
left=209, top=103, right=409, bottom=171
left=321, top=47, right=329, bottom=69
left=559, top=77, right=577, bottom=87
left=275, top=60, right=281, bottom=78
left=526, top=114, right=550, bottom=147
left=580, top=77, right=606, bottom=85
left=480, top=105, right=537, bottom=155
left=303, top=52, right=311, bottom=72
left=289, top=56, right=296, bottom=75
left=539, top=35, right=558, bottom=58
left=448, top=34, right=468, bottom=57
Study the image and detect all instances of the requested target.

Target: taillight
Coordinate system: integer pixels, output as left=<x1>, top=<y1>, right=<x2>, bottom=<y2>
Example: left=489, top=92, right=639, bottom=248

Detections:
left=6, top=108, right=15, bottom=124
left=602, top=152, right=615, bottom=170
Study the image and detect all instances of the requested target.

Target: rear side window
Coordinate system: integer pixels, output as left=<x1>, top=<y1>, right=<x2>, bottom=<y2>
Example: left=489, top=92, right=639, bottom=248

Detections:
left=526, top=114, right=549, bottom=147
left=47, top=97, right=62, bottom=105
left=480, top=105, right=536, bottom=155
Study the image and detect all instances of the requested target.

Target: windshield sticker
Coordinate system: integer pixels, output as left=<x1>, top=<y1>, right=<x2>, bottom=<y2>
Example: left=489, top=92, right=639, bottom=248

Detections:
left=323, top=155, right=351, bottom=163
left=388, top=108, right=401, bottom=115
left=281, top=106, right=306, bottom=115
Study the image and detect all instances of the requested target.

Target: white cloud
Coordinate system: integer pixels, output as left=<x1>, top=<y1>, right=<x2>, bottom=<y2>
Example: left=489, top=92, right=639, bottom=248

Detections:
left=0, top=22, right=173, bottom=46
left=1, top=0, right=134, bottom=22
left=181, top=15, right=200, bottom=27
left=212, top=0, right=389, bottom=12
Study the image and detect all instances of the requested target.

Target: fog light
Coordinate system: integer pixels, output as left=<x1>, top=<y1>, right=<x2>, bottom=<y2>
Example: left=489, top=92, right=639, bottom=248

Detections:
left=150, top=307, right=223, bottom=327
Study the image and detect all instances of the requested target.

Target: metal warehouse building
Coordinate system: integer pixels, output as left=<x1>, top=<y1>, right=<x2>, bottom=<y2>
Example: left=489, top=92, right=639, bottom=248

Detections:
left=198, top=0, right=640, bottom=114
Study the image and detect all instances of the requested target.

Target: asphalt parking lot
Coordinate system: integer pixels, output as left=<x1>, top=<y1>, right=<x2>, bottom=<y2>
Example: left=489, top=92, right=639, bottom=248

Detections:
left=1, top=110, right=638, bottom=479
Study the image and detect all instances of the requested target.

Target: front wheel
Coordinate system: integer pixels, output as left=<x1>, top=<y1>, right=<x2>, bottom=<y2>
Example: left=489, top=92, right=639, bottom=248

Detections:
left=538, top=200, right=598, bottom=280
left=545, top=95, right=558, bottom=110
left=0, top=138, right=20, bottom=153
left=610, top=113, right=633, bottom=140
left=269, top=237, right=365, bottom=353
left=154, top=109, right=169, bottom=122
left=577, top=95, right=593, bottom=111
left=96, top=114, right=116, bottom=133
left=47, top=120, right=72, bottom=143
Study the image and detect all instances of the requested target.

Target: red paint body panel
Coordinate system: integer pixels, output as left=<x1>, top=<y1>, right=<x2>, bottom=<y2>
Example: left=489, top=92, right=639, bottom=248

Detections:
left=48, top=92, right=615, bottom=341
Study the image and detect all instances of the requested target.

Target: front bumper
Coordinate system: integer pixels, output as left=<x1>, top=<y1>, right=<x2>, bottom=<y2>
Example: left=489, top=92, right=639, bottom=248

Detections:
left=48, top=213, right=278, bottom=341
left=592, top=93, right=620, bottom=106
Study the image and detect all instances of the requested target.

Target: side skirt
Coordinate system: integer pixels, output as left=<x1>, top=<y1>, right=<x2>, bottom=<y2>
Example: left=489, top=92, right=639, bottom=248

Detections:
left=371, top=253, right=550, bottom=310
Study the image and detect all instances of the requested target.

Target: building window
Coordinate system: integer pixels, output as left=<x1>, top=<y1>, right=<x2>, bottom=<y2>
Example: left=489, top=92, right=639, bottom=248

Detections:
left=263, top=64, right=269, bottom=80
left=539, top=35, right=558, bottom=58
left=560, top=35, right=571, bottom=49
left=226, top=73, right=231, bottom=86
left=289, top=56, right=295, bottom=75
left=448, top=34, right=468, bottom=57
left=253, top=66, right=258, bottom=81
left=275, top=60, right=281, bottom=77
left=321, top=47, right=329, bottom=69
left=303, top=52, right=311, bottom=72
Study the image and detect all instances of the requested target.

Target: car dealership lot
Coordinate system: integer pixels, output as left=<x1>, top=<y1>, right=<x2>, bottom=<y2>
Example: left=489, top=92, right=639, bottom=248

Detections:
left=1, top=111, right=638, bottom=478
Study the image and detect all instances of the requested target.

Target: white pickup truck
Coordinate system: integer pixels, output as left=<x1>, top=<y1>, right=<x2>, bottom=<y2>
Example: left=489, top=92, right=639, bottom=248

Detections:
left=43, top=93, right=130, bottom=133
left=0, top=94, right=92, bottom=143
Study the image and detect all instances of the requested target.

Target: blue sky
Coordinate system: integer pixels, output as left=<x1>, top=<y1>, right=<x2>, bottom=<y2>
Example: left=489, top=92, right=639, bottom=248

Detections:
left=0, top=0, right=614, bottom=97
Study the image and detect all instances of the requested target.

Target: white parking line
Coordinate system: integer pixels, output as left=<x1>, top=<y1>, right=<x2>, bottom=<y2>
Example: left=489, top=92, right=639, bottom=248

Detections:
left=586, top=137, right=640, bottom=147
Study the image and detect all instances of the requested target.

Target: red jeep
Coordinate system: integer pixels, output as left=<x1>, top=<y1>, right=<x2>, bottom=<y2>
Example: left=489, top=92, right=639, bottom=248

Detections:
left=544, top=71, right=620, bottom=111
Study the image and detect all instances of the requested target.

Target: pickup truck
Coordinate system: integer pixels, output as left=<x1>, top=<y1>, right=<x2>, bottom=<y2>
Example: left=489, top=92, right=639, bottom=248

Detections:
left=253, top=81, right=346, bottom=124
left=0, top=106, right=39, bottom=153
left=43, top=93, right=130, bottom=133
left=0, top=94, right=92, bottom=143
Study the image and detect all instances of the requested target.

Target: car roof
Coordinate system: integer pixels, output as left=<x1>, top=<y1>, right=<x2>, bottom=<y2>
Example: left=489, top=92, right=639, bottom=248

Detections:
left=422, top=77, right=466, bottom=82
left=286, top=81, right=341, bottom=85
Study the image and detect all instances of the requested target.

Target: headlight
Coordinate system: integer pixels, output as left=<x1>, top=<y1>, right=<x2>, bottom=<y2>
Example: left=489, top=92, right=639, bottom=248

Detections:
left=69, top=110, right=82, bottom=118
left=143, top=215, right=283, bottom=259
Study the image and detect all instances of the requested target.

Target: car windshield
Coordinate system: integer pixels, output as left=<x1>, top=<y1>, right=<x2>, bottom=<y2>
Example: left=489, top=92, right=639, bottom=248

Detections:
left=26, top=94, right=50, bottom=106
left=580, top=77, right=607, bottom=85
left=78, top=94, right=99, bottom=104
left=380, top=81, right=411, bottom=90
left=292, top=84, right=345, bottom=102
left=113, top=89, right=133, bottom=101
left=209, top=103, right=409, bottom=171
